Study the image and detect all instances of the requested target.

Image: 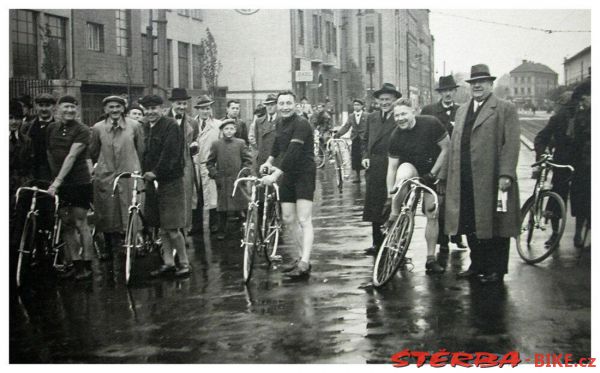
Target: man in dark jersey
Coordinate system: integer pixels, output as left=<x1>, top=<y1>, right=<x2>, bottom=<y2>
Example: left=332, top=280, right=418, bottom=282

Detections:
left=385, top=98, right=449, bottom=274
left=260, top=91, right=315, bottom=279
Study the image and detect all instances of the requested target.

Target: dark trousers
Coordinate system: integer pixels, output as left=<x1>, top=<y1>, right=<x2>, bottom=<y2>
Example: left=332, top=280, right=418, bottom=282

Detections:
left=466, top=234, right=510, bottom=275
left=372, top=223, right=384, bottom=248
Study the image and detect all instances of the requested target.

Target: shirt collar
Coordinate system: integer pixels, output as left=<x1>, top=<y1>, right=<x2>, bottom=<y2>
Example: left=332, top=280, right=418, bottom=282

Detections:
left=106, top=117, right=126, bottom=131
left=441, top=101, right=453, bottom=109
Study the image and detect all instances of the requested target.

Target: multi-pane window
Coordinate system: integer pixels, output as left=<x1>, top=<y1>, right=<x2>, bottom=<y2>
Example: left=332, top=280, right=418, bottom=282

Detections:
left=116, top=10, right=131, bottom=56
left=44, top=15, right=67, bottom=78
left=297, top=10, right=304, bottom=45
left=10, top=10, right=38, bottom=78
left=178, top=42, right=189, bottom=88
left=87, top=22, right=104, bottom=52
left=312, top=14, right=319, bottom=48
left=332, top=25, right=337, bottom=55
left=192, top=44, right=203, bottom=89
left=366, top=26, right=375, bottom=43
left=325, top=21, right=331, bottom=53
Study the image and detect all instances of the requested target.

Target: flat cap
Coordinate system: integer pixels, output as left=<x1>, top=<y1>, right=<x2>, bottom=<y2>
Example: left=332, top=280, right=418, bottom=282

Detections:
left=34, top=93, right=57, bottom=105
left=102, top=95, right=127, bottom=106
left=58, top=95, right=78, bottom=105
left=139, top=95, right=164, bottom=107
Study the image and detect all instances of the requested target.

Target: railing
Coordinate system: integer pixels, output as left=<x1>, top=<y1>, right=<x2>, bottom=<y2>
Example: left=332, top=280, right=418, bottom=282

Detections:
left=9, top=78, right=55, bottom=100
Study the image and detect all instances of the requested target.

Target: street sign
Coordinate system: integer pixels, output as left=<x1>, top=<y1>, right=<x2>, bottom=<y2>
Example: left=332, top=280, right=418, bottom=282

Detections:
left=295, top=70, right=313, bottom=82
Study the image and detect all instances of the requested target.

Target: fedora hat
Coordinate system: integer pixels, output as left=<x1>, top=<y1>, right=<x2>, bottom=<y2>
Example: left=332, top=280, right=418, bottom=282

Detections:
left=168, top=88, right=191, bottom=101
left=139, top=94, right=163, bottom=107
left=435, top=75, right=459, bottom=91
left=263, top=93, right=277, bottom=105
left=194, top=94, right=214, bottom=108
left=373, top=83, right=402, bottom=99
left=465, top=64, right=496, bottom=83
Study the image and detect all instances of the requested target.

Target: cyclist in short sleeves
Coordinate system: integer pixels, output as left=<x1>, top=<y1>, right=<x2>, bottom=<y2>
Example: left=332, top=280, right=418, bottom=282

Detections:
left=385, top=98, right=449, bottom=274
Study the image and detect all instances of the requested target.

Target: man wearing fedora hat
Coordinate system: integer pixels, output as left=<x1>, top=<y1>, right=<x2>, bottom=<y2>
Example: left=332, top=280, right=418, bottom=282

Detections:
left=335, top=98, right=368, bottom=183
left=361, top=83, right=402, bottom=255
left=253, top=93, right=279, bottom=175
left=167, top=88, right=201, bottom=236
left=439, top=64, right=520, bottom=284
left=421, top=75, right=468, bottom=252
left=193, top=94, right=222, bottom=234
left=90, top=95, right=145, bottom=260
left=21, top=93, right=57, bottom=182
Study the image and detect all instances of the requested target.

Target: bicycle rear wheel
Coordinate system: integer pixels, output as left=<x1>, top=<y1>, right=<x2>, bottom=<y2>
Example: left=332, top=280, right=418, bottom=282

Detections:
left=124, top=213, right=139, bottom=285
left=517, top=191, right=566, bottom=264
left=243, top=207, right=259, bottom=283
left=315, top=143, right=327, bottom=169
left=263, top=201, right=281, bottom=261
left=16, top=217, right=37, bottom=288
left=372, top=212, right=415, bottom=287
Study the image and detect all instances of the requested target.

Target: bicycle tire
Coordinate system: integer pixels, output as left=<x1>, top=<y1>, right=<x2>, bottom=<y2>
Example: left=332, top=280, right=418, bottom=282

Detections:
left=264, top=201, right=281, bottom=261
left=16, top=216, right=37, bottom=288
left=124, top=213, right=138, bottom=285
left=315, top=143, right=327, bottom=169
left=372, top=212, right=415, bottom=287
left=335, top=149, right=344, bottom=191
left=243, top=207, right=259, bottom=283
left=517, top=191, right=566, bottom=264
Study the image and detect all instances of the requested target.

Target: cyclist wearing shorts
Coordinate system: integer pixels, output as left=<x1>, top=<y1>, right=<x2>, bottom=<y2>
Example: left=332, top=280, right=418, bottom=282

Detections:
left=261, top=91, right=315, bottom=279
left=385, top=98, right=449, bottom=274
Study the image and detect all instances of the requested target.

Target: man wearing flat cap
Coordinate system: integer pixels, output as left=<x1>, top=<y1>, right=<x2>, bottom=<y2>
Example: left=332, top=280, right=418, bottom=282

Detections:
left=89, top=95, right=145, bottom=260
left=20, top=93, right=57, bottom=181
left=46, top=95, right=95, bottom=280
left=335, top=98, right=368, bottom=183
left=167, top=88, right=201, bottom=235
left=439, top=64, right=521, bottom=284
left=193, top=94, right=221, bottom=234
left=421, top=75, right=468, bottom=253
left=253, top=93, right=279, bottom=175
left=139, top=94, right=190, bottom=277
left=361, top=83, right=402, bottom=255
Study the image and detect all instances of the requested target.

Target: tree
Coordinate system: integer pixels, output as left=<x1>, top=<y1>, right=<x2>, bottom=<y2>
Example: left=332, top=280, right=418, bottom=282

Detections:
left=40, top=23, right=65, bottom=79
left=199, top=28, right=222, bottom=97
left=346, top=58, right=365, bottom=103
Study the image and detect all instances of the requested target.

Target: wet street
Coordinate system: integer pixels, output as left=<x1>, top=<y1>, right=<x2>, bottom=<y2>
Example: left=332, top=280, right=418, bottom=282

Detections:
left=10, top=115, right=591, bottom=364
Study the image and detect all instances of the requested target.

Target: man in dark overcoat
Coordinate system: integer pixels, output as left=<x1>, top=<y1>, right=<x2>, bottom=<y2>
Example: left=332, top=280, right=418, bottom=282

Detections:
left=439, top=64, right=521, bottom=284
left=335, top=98, right=368, bottom=183
left=140, top=94, right=191, bottom=278
left=361, top=83, right=402, bottom=255
left=254, top=94, right=279, bottom=175
left=421, top=75, right=467, bottom=252
left=20, top=93, right=57, bottom=182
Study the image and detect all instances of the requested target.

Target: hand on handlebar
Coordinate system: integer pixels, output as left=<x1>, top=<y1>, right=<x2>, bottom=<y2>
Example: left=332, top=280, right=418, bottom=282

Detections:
left=261, top=174, right=277, bottom=186
left=260, top=162, right=273, bottom=175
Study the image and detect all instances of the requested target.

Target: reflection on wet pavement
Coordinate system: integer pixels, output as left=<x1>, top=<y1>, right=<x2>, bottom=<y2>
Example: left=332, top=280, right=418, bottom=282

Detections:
left=10, top=147, right=591, bottom=363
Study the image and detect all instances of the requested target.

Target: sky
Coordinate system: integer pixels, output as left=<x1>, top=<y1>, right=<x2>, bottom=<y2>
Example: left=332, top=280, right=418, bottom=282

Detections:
left=429, top=9, right=591, bottom=83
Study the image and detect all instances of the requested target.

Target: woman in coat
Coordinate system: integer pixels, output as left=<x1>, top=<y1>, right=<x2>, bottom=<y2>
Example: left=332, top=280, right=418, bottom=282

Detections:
left=206, top=119, right=253, bottom=240
left=90, top=96, right=144, bottom=259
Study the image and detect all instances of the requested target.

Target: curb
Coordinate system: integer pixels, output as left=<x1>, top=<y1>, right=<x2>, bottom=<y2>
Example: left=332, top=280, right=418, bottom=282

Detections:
left=520, top=135, right=534, bottom=151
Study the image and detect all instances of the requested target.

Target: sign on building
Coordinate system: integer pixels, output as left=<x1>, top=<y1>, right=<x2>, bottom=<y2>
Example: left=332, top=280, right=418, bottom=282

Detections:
left=295, top=70, right=314, bottom=82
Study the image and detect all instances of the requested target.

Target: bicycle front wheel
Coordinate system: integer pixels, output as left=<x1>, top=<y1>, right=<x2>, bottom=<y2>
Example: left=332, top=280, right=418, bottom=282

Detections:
left=372, top=212, right=415, bottom=287
left=16, top=217, right=37, bottom=288
left=124, top=213, right=139, bottom=285
left=243, top=207, right=259, bottom=283
left=263, top=202, right=281, bottom=261
left=517, top=191, right=566, bottom=264
left=315, top=143, right=327, bottom=169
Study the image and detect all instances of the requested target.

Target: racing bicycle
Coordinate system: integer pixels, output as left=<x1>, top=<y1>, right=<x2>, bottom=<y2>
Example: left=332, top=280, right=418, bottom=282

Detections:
left=327, top=137, right=352, bottom=192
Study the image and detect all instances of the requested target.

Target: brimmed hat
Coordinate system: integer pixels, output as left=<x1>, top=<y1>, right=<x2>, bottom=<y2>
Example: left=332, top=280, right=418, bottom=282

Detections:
left=435, top=75, right=459, bottom=91
left=58, top=95, right=79, bottom=106
left=219, top=118, right=236, bottom=130
left=34, top=93, right=57, bottom=105
left=194, top=94, right=214, bottom=108
left=168, top=88, right=191, bottom=101
left=465, top=64, right=496, bottom=83
left=264, top=94, right=277, bottom=105
left=352, top=98, right=365, bottom=105
left=139, top=95, right=163, bottom=107
left=18, top=94, right=33, bottom=108
left=373, top=83, right=402, bottom=99
left=102, top=95, right=127, bottom=107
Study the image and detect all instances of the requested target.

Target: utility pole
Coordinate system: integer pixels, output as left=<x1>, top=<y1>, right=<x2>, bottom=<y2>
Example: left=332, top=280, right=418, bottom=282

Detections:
left=367, top=43, right=374, bottom=95
left=146, top=10, right=154, bottom=94
left=155, top=9, right=168, bottom=99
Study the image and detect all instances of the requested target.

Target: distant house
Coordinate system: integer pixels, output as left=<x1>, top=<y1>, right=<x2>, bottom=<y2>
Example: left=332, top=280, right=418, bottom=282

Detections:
left=509, top=60, right=558, bottom=108
left=563, top=46, right=591, bottom=86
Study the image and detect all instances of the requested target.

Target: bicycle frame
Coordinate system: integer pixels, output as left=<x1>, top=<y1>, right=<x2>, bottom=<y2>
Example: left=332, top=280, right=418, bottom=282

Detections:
left=393, top=177, right=439, bottom=218
left=530, top=154, right=574, bottom=224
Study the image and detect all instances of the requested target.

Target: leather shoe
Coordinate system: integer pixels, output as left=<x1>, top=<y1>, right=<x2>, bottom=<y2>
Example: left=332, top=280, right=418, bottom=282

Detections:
left=456, top=269, right=479, bottom=279
left=150, top=264, right=176, bottom=277
left=281, top=259, right=299, bottom=273
left=175, top=265, right=192, bottom=277
left=425, top=259, right=445, bottom=274
left=364, top=246, right=377, bottom=256
left=285, top=262, right=311, bottom=279
left=478, top=272, right=504, bottom=284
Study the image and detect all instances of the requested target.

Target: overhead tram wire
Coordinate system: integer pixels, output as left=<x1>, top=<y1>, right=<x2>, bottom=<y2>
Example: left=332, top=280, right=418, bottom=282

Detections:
left=431, top=11, right=591, bottom=34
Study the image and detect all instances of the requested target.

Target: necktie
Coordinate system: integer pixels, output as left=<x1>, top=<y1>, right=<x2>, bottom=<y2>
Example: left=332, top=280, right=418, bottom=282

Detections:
left=201, top=120, right=206, bottom=131
left=112, top=119, right=119, bottom=129
left=268, top=115, right=273, bottom=122
left=175, top=114, right=183, bottom=120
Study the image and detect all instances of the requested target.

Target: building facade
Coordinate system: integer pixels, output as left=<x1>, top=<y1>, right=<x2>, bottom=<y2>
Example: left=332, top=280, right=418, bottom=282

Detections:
left=563, top=46, right=591, bottom=86
left=509, top=60, right=558, bottom=108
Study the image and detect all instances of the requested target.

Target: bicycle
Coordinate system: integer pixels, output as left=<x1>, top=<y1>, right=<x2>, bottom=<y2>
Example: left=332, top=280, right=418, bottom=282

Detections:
left=517, top=153, right=574, bottom=264
left=372, top=177, right=439, bottom=287
left=112, top=171, right=159, bottom=284
left=327, top=137, right=352, bottom=192
left=232, top=169, right=282, bottom=284
left=314, top=129, right=328, bottom=169
left=14, top=186, right=64, bottom=288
